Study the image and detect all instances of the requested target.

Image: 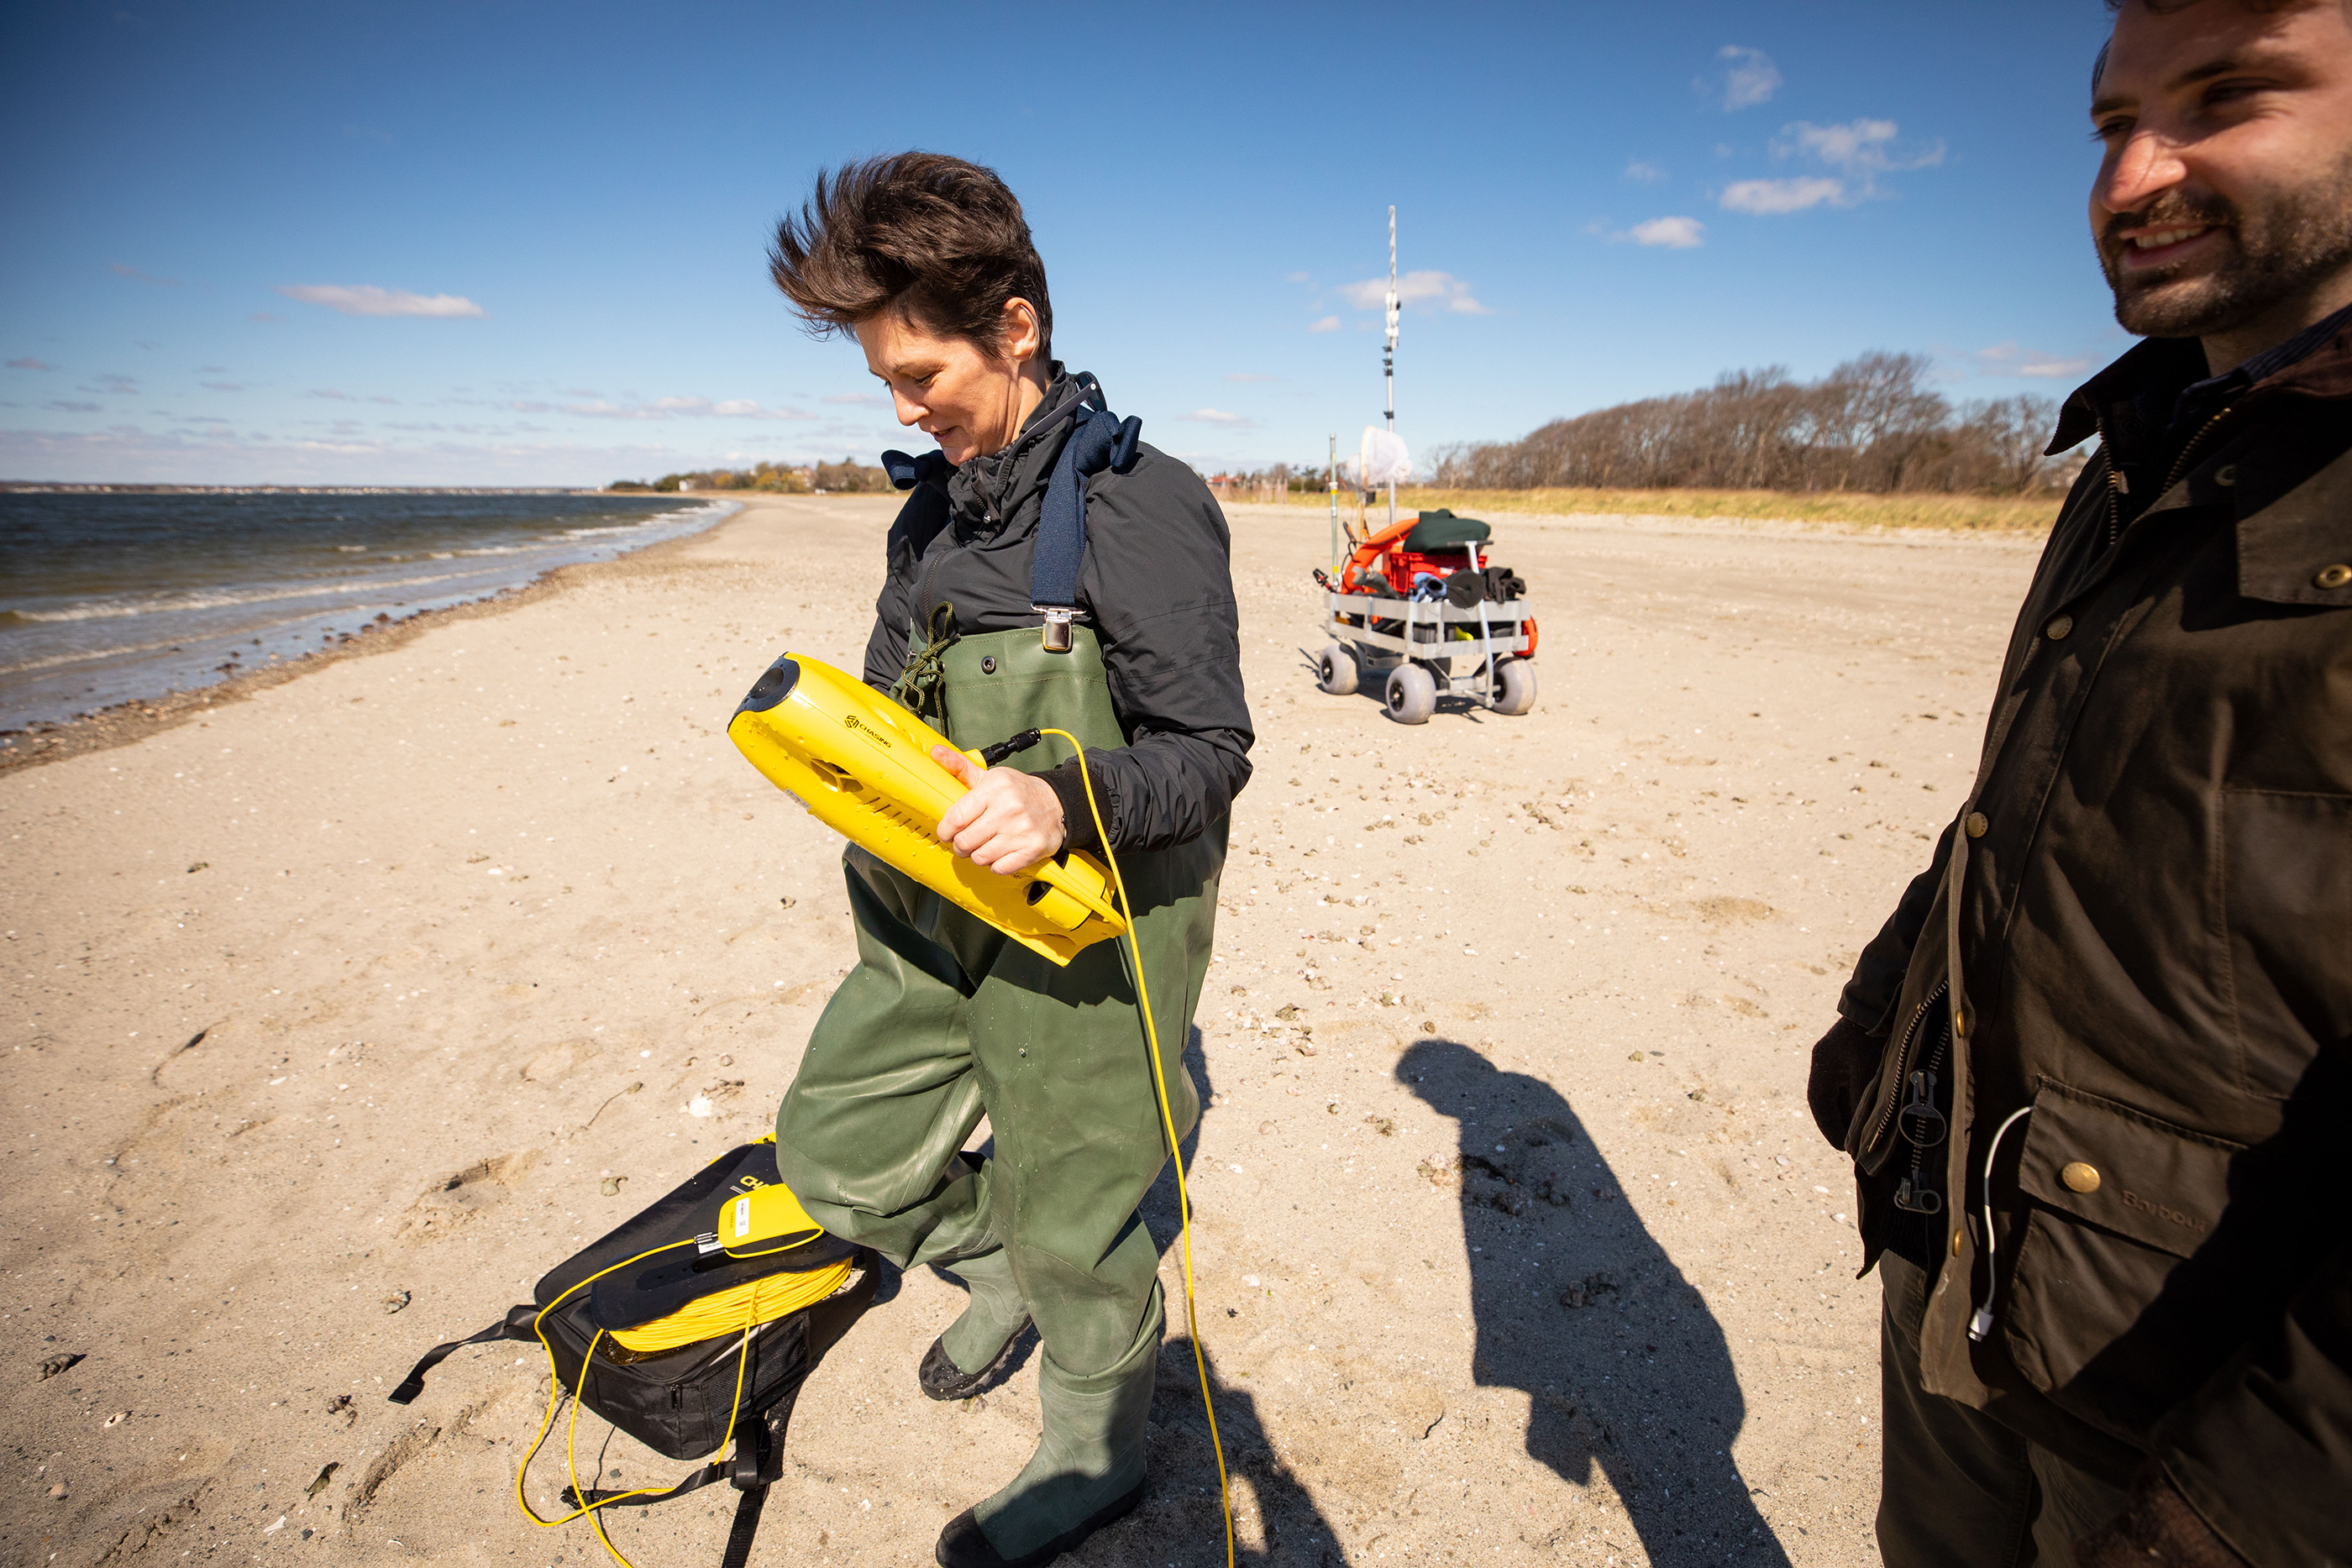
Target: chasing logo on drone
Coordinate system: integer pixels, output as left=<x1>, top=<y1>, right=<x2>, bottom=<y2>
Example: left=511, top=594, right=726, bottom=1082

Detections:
left=843, top=714, right=892, bottom=752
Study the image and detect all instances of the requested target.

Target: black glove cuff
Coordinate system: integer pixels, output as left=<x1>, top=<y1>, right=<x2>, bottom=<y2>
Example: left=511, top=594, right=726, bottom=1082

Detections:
left=1039, top=758, right=1106, bottom=855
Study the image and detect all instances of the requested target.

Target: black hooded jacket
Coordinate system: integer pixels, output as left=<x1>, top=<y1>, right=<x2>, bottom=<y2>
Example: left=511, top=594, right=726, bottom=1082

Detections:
left=862, top=368, right=1252, bottom=853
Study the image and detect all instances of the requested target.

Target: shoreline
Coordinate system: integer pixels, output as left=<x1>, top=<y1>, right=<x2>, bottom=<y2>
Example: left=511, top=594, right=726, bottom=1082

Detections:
left=0, top=497, right=749, bottom=779
left=1, top=492, right=2049, bottom=784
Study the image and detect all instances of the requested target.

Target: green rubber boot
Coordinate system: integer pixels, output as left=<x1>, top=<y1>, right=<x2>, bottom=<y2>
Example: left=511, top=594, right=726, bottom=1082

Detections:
left=921, top=1246, right=1032, bottom=1399
left=935, top=1290, right=1161, bottom=1567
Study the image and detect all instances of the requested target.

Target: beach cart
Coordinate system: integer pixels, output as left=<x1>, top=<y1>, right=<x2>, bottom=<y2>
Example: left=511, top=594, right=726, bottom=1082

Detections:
left=1312, top=508, right=1538, bottom=724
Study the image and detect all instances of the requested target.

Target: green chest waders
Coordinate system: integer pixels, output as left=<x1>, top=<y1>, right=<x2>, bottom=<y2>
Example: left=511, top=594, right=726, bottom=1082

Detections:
left=770, top=389, right=1228, bottom=1561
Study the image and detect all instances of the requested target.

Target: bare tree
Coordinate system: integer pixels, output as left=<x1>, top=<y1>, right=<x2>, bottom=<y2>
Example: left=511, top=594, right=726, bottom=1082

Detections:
left=1437, top=356, right=2065, bottom=496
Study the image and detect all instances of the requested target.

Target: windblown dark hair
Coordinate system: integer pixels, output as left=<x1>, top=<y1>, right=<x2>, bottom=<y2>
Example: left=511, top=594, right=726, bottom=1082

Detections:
left=2093, top=0, right=2339, bottom=92
left=768, top=153, right=1052, bottom=358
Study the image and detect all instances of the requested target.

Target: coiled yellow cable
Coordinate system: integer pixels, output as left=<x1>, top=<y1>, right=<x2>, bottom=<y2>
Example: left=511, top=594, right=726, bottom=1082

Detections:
left=1038, top=729, right=1235, bottom=1568
left=608, top=1257, right=855, bottom=1353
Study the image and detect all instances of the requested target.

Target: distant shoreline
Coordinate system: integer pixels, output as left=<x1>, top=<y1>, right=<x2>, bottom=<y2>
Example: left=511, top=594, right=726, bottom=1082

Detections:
left=0, top=481, right=616, bottom=496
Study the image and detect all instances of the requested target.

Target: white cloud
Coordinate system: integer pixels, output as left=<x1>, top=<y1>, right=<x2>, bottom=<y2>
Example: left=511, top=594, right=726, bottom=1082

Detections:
left=1716, top=45, right=1782, bottom=111
left=1173, top=408, right=1255, bottom=427
left=822, top=391, right=891, bottom=406
left=1623, top=216, right=1705, bottom=249
left=1225, top=373, right=1279, bottom=383
left=1336, top=270, right=1492, bottom=316
left=1780, top=118, right=1944, bottom=177
left=8, top=357, right=55, bottom=371
left=1284, top=270, right=1312, bottom=283
left=1624, top=160, right=1668, bottom=184
left=110, top=263, right=180, bottom=287
left=1717, top=118, right=1943, bottom=215
left=1307, top=316, right=1341, bottom=333
left=543, top=395, right=812, bottom=422
left=1720, top=176, right=1847, bottom=214
left=273, top=284, right=487, bottom=318
left=1976, top=342, right=2091, bottom=380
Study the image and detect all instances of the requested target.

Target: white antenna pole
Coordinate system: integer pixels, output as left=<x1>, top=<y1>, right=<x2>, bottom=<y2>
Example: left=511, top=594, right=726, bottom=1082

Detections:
left=1383, top=205, right=1399, bottom=528
left=1327, top=433, right=1339, bottom=570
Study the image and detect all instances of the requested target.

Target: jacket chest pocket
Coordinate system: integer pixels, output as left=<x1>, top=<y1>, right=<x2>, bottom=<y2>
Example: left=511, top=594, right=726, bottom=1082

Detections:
left=2215, top=789, right=2352, bottom=1099
left=2000, top=1080, right=2245, bottom=1441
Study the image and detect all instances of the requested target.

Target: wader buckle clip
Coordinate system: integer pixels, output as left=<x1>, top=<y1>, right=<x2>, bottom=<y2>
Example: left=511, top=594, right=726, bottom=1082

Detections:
left=1033, top=605, right=1082, bottom=653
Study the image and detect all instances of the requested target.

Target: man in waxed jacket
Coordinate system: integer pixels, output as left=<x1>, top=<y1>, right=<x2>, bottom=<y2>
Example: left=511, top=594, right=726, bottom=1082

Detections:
left=1805, top=3, right=2352, bottom=1564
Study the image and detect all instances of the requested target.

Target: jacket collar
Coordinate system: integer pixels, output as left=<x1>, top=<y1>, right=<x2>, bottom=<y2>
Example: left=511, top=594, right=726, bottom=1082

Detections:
left=945, top=364, right=1081, bottom=533
left=2047, top=312, right=2352, bottom=455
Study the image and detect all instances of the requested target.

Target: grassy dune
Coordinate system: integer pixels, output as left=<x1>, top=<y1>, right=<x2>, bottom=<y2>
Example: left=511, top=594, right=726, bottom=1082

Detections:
left=1253, top=485, right=2062, bottom=532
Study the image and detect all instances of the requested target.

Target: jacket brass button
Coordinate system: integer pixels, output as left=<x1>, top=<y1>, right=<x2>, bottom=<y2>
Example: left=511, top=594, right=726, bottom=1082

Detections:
left=1951, top=1227, right=1965, bottom=1256
left=2061, top=1162, right=2101, bottom=1194
left=2044, top=614, right=2073, bottom=640
left=1964, top=811, right=1988, bottom=839
left=2213, top=464, right=2238, bottom=487
left=2318, top=564, right=2352, bottom=590
left=980, top=655, right=997, bottom=674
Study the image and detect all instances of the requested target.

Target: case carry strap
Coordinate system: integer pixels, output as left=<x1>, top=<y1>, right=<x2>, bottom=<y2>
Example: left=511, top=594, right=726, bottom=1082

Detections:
left=386, top=1303, right=539, bottom=1404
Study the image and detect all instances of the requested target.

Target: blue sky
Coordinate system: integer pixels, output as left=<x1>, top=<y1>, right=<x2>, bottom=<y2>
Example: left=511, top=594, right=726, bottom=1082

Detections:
left=1, top=1, right=2122, bottom=486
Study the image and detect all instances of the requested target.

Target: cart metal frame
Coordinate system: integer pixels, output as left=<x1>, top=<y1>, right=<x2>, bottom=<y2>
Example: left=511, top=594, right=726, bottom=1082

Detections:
left=1321, top=589, right=1534, bottom=711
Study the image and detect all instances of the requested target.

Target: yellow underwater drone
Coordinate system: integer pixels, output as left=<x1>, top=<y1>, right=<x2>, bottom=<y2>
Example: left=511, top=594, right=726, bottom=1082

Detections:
left=725, top=653, right=1129, bottom=965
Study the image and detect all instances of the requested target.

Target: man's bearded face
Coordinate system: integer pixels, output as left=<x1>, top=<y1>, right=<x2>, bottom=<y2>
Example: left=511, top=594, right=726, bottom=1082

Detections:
left=2097, top=149, right=2352, bottom=338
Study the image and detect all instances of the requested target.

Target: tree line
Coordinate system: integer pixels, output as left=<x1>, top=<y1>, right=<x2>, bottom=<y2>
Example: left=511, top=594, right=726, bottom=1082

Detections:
left=607, top=459, right=891, bottom=495
left=1428, top=353, right=2077, bottom=495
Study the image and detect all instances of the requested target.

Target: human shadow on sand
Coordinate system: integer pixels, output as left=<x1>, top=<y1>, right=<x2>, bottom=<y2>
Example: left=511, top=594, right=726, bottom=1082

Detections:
left=1398, top=1038, right=1788, bottom=1568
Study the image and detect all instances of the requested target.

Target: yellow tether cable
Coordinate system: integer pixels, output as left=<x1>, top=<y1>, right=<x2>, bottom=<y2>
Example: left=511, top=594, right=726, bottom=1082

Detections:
left=1038, top=729, right=1236, bottom=1568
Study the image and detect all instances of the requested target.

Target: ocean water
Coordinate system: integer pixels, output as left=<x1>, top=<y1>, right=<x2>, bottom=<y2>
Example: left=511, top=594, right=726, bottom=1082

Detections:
left=0, top=490, right=733, bottom=732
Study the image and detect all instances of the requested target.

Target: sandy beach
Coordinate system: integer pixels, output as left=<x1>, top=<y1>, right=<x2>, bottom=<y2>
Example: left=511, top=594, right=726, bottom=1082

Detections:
left=3, top=493, right=2045, bottom=1566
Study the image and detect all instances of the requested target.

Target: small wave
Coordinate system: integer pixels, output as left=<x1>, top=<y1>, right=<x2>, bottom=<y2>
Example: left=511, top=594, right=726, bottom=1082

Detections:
left=0, top=630, right=227, bottom=676
left=4, top=569, right=497, bottom=622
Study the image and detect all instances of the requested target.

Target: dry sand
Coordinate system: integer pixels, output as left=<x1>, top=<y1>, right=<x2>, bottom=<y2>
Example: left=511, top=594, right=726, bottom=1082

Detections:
left=2, top=494, right=2043, bottom=1566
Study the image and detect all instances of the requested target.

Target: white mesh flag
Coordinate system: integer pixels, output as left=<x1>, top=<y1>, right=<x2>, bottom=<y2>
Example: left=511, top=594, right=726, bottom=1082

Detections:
left=1357, top=427, right=1412, bottom=488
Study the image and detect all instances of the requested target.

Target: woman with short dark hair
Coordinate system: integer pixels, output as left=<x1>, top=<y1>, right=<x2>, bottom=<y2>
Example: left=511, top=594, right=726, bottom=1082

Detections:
left=765, top=153, right=1251, bottom=1568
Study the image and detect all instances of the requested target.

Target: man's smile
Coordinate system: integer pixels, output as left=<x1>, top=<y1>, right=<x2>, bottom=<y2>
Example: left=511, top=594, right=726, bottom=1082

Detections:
left=2116, top=222, right=2226, bottom=271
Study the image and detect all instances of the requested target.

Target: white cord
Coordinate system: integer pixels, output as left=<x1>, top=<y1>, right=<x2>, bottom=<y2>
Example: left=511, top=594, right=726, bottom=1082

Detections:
left=1968, top=1106, right=2034, bottom=1342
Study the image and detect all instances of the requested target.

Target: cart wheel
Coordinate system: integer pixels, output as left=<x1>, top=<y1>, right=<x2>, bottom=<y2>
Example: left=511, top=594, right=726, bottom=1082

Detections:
left=1316, top=642, right=1359, bottom=696
left=1383, top=663, right=1437, bottom=725
left=1493, top=658, right=1537, bottom=716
